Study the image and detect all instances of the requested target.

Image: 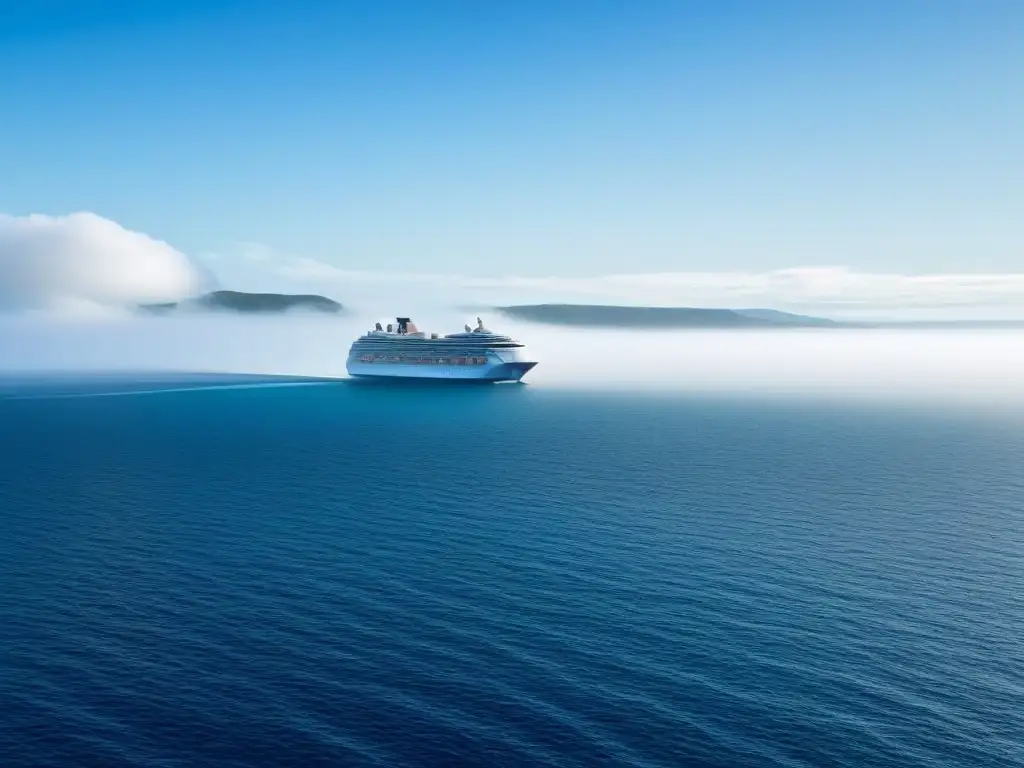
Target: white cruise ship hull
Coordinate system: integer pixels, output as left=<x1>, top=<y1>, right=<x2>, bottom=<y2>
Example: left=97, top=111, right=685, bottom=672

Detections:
left=346, top=317, right=537, bottom=382
left=346, top=359, right=537, bottom=382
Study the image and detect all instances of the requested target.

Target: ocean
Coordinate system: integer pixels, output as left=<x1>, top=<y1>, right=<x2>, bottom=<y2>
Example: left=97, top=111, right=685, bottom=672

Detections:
left=1, top=374, right=1022, bottom=767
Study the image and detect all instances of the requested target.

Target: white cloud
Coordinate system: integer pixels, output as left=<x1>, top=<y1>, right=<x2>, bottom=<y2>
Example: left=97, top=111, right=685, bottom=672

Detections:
left=17, top=213, right=1019, bottom=320
left=0, top=212, right=205, bottom=314
left=241, top=251, right=1024, bottom=316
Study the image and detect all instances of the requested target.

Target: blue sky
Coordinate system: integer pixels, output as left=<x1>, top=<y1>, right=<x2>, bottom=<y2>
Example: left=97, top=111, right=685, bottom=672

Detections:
left=1, top=0, right=1021, bottom=284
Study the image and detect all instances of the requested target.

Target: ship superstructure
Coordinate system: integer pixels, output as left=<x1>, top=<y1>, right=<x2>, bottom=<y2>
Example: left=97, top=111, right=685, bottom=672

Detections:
left=346, top=317, right=538, bottom=382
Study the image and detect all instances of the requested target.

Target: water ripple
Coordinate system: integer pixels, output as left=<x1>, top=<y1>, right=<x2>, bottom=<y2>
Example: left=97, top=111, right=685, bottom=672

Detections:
left=2, top=383, right=1023, bottom=766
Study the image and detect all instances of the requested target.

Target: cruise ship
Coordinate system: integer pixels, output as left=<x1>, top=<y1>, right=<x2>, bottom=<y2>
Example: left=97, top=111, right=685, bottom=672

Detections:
left=346, top=317, right=538, bottom=382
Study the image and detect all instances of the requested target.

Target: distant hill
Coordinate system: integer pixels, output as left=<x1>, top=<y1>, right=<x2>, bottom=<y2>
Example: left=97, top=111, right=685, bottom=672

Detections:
left=732, top=308, right=843, bottom=327
left=496, top=304, right=842, bottom=329
left=139, top=290, right=344, bottom=315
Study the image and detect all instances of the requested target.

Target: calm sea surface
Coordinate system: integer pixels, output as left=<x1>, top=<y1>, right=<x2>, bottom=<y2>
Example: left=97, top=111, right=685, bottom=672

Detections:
left=1, top=375, right=1022, bottom=767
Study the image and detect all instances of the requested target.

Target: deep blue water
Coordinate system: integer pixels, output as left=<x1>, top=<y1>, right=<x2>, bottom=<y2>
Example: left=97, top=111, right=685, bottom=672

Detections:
left=1, top=374, right=1022, bottom=767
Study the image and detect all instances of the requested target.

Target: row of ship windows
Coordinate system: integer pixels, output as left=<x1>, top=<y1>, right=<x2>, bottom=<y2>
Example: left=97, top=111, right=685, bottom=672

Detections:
left=359, top=355, right=490, bottom=365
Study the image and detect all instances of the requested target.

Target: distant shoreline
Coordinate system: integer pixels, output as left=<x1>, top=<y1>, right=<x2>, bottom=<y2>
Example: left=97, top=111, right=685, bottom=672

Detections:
left=138, top=290, right=344, bottom=315
left=134, top=292, right=1024, bottom=329
left=495, top=304, right=844, bottom=329
left=495, top=304, right=1024, bottom=330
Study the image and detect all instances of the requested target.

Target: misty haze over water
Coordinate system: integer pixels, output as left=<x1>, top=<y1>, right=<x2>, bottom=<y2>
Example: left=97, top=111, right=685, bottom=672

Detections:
left=1, top=310, right=1022, bottom=407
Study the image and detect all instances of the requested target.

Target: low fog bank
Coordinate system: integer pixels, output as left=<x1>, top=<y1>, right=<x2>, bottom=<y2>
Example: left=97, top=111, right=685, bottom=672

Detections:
left=1, top=310, right=1023, bottom=405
